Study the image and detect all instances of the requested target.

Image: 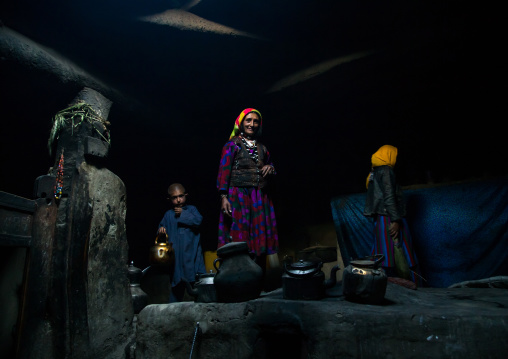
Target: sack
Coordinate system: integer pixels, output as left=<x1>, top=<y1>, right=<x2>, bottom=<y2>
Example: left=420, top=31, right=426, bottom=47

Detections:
left=393, top=244, right=410, bottom=280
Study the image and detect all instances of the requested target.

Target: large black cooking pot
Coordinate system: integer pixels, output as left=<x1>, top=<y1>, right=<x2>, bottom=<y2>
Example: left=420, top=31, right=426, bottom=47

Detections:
left=282, top=259, right=339, bottom=300
left=213, top=242, right=263, bottom=303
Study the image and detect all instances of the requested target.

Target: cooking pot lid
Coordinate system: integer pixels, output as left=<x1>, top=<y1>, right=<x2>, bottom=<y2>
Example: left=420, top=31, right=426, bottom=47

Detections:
left=350, top=259, right=376, bottom=268
left=128, top=261, right=141, bottom=273
left=198, top=271, right=216, bottom=279
left=153, top=242, right=170, bottom=246
left=285, top=259, right=323, bottom=277
left=287, top=259, right=320, bottom=270
left=350, top=254, right=384, bottom=268
left=217, top=242, right=249, bottom=257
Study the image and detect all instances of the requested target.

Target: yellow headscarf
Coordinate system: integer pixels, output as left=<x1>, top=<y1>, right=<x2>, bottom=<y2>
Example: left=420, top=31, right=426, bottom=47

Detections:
left=372, top=145, right=398, bottom=168
left=366, top=145, right=398, bottom=188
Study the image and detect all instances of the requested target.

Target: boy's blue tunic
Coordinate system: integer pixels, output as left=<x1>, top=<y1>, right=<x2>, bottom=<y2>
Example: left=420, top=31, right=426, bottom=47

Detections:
left=159, top=205, right=206, bottom=287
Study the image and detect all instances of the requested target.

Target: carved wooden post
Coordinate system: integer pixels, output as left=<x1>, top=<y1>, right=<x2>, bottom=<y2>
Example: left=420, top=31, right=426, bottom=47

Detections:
left=20, top=87, right=134, bottom=359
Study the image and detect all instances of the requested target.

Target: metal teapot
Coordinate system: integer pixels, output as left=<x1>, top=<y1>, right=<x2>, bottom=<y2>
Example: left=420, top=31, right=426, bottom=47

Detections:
left=282, top=259, right=339, bottom=300
left=148, top=233, right=174, bottom=269
left=185, top=271, right=217, bottom=303
left=342, top=254, right=387, bottom=304
left=127, top=261, right=148, bottom=314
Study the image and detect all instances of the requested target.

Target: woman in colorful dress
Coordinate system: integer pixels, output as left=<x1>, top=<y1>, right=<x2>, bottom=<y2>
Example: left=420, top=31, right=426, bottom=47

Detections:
left=216, top=108, right=278, bottom=269
left=364, top=145, right=421, bottom=285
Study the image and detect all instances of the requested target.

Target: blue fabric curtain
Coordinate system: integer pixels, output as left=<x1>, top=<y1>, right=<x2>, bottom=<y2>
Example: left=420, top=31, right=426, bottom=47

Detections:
left=330, top=176, right=508, bottom=288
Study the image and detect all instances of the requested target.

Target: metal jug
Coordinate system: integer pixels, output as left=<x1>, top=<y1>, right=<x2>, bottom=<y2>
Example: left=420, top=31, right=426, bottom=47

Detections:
left=282, top=259, right=339, bottom=300
left=185, top=271, right=217, bottom=303
left=148, top=233, right=174, bottom=269
left=342, top=254, right=387, bottom=304
left=127, top=261, right=148, bottom=314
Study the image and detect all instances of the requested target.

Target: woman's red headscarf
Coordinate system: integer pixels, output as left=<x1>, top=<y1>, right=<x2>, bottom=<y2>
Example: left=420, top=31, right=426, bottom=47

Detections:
left=229, top=108, right=263, bottom=140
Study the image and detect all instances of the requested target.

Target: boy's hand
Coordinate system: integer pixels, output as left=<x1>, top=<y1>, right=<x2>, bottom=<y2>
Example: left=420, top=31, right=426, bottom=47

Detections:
left=174, top=207, right=183, bottom=217
left=158, top=227, right=167, bottom=234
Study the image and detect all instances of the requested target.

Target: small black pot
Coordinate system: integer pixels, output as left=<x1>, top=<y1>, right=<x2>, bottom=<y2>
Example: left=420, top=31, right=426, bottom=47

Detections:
left=282, top=260, right=339, bottom=300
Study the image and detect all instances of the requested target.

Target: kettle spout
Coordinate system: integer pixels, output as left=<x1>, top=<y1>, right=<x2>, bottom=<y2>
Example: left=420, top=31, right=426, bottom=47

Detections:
left=184, top=280, right=198, bottom=297
left=324, top=265, right=340, bottom=289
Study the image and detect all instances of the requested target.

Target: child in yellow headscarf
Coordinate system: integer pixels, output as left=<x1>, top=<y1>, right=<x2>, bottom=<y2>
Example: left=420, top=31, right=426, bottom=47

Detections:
left=364, top=145, right=421, bottom=286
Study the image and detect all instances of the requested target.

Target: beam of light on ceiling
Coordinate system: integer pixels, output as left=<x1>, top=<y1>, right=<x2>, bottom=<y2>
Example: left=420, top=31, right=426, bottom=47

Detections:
left=0, top=26, right=124, bottom=102
left=139, top=9, right=262, bottom=40
left=266, top=51, right=373, bottom=94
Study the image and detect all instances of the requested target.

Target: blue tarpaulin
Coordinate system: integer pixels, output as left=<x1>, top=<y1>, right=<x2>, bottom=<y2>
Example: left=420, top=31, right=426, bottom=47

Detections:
left=330, top=176, right=508, bottom=288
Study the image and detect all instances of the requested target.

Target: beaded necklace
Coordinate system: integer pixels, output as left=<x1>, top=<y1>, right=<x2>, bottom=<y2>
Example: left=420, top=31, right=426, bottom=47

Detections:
left=240, top=136, right=259, bottom=163
left=54, top=151, right=64, bottom=200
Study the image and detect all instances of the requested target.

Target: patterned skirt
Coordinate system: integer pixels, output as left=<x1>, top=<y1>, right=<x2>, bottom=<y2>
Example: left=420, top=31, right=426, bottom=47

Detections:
left=371, top=215, right=419, bottom=268
left=371, top=215, right=423, bottom=284
left=218, top=187, right=278, bottom=256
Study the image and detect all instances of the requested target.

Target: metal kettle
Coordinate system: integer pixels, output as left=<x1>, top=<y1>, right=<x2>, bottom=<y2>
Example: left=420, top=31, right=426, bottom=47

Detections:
left=342, top=254, right=387, bottom=304
left=282, top=259, right=339, bottom=300
left=127, top=261, right=148, bottom=314
left=148, top=233, right=174, bottom=269
left=185, top=271, right=217, bottom=303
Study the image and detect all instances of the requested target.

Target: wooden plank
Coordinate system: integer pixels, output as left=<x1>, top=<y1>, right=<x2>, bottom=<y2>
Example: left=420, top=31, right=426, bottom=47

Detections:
left=0, top=233, right=31, bottom=247
left=0, top=192, right=36, bottom=213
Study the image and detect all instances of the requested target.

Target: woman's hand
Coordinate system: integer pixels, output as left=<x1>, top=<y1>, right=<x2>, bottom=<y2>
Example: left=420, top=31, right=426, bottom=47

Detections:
left=389, top=221, right=400, bottom=239
left=221, top=197, right=232, bottom=217
left=261, top=165, right=275, bottom=177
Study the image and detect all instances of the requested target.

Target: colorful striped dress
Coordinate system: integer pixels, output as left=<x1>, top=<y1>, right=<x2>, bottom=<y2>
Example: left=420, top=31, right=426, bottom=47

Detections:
left=217, top=139, right=279, bottom=256
left=372, top=216, right=418, bottom=268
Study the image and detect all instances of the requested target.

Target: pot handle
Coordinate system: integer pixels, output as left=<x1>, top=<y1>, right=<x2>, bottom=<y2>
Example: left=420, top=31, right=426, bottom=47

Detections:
left=371, top=254, right=384, bottom=267
left=155, top=233, right=169, bottom=244
left=184, top=279, right=198, bottom=297
left=213, top=258, right=222, bottom=272
left=359, top=254, right=384, bottom=268
left=324, top=264, right=340, bottom=289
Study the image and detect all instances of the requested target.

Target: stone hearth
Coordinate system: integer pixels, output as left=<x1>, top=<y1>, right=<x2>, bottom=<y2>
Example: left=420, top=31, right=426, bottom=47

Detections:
left=135, top=283, right=508, bottom=358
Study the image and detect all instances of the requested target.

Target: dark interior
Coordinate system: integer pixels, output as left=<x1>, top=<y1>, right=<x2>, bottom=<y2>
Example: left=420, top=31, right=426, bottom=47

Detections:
left=1, top=1, right=505, bottom=269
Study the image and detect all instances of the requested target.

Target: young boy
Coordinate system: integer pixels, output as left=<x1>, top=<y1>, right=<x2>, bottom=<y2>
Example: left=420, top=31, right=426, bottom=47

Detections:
left=158, top=183, right=206, bottom=302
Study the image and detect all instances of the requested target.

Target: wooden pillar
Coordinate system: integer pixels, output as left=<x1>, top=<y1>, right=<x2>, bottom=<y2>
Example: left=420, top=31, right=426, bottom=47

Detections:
left=18, top=87, right=134, bottom=359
